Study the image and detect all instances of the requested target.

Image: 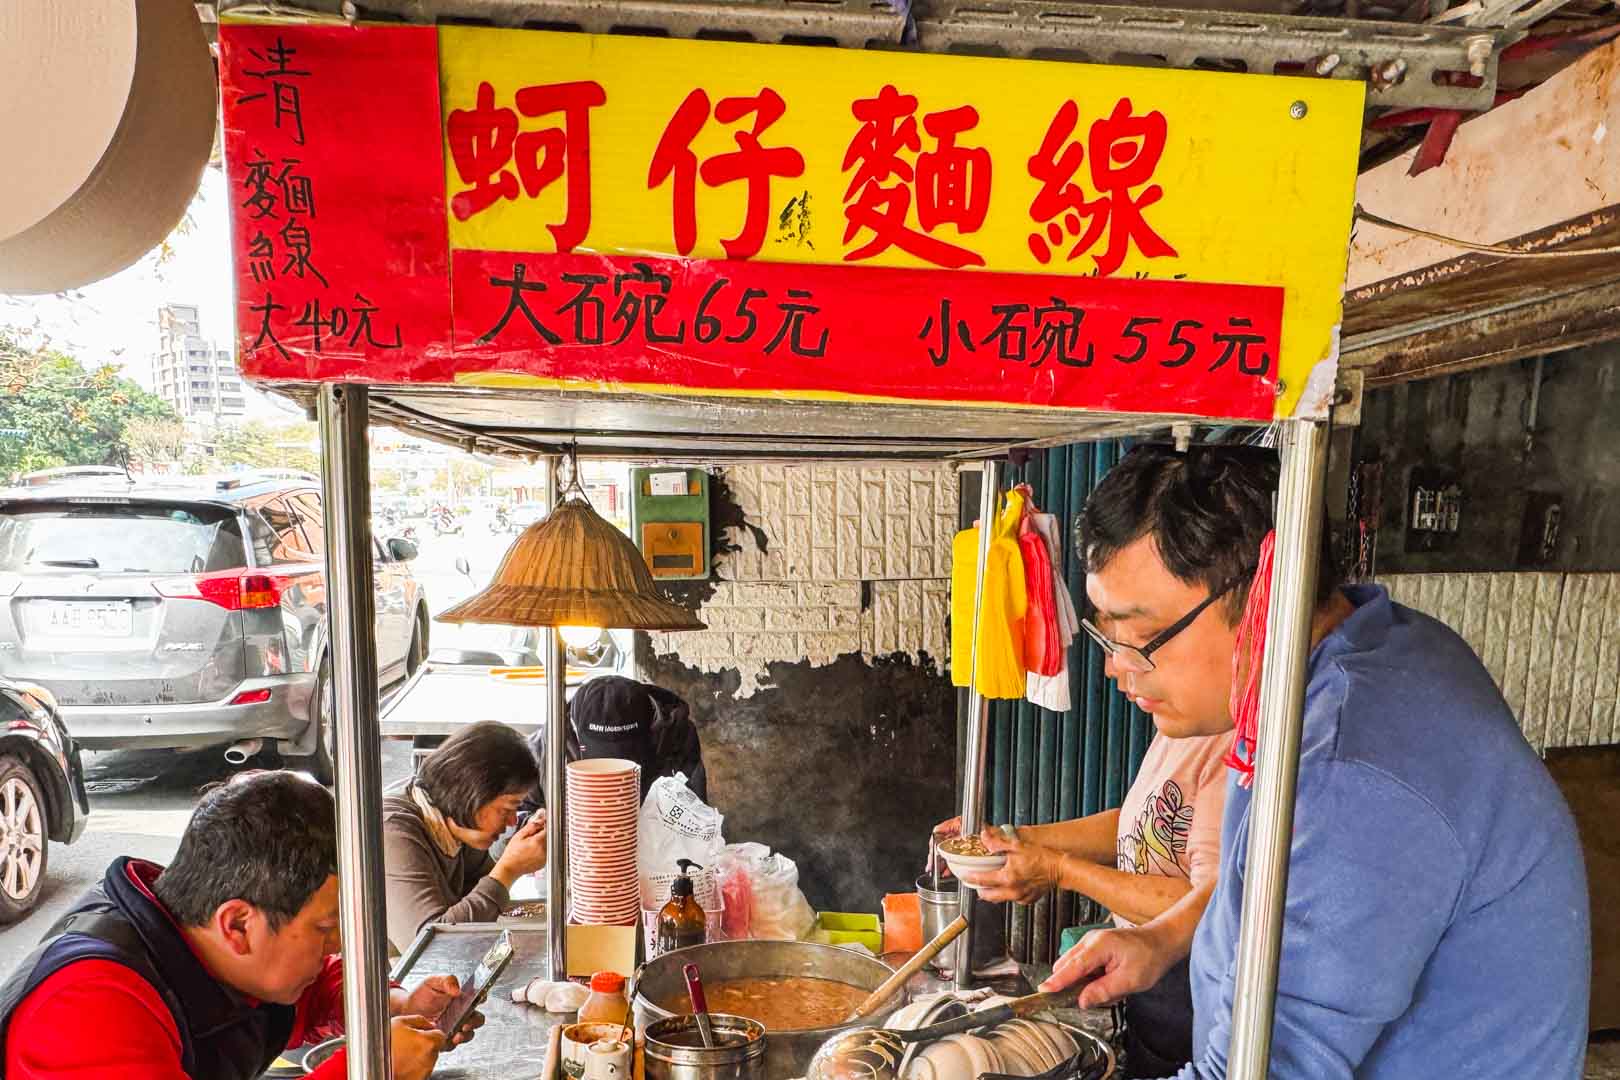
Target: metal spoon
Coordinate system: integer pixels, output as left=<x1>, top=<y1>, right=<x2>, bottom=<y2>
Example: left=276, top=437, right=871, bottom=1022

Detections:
left=617, top=964, right=643, bottom=1048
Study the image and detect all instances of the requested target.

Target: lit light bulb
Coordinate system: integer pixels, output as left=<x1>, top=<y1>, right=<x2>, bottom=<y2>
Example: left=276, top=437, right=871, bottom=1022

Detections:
left=558, top=625, right=601, bottom=648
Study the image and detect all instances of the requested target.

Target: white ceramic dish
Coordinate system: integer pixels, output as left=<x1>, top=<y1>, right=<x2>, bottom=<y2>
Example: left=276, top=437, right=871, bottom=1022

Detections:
left=936, top=850, right=1007, bottom=889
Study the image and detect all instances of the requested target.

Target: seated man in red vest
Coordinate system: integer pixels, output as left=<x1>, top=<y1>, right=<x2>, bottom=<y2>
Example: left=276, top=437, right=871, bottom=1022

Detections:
left=0, top=770, right=474, bottom=1079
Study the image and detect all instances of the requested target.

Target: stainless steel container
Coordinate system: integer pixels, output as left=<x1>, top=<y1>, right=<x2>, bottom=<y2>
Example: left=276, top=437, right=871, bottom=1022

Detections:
left=632, top=940, right=903, bottom=1080
left=644, top=1015, right=766, bottom=1080
left=915, top=875, right=961, bottom=975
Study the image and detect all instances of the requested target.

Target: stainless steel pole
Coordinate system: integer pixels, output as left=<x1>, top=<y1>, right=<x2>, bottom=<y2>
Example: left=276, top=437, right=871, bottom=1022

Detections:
left=316, top=384, right=391, bottom=1080
left=1226, top=419, right=1330, bottom=1078
left=956, top=459, right=1000, bottom=990
left=544, top=456, right=568, bottom=982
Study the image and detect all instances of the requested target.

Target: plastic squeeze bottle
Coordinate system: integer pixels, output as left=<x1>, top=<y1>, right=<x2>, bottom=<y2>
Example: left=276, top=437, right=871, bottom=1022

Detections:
left=578, top=971, right=630, bottom=1025
left=654, top=859, right=707, bottom=957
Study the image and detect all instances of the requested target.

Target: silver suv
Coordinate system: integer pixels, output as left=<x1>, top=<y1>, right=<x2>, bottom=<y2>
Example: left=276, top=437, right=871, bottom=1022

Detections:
left=0, top=470, right=429, bottom=782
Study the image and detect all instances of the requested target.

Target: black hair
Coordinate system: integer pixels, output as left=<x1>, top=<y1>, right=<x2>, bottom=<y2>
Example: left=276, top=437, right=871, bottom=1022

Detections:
left=414, top=721, right=541, bottom=828
left=153, top=770, right=337, bottom=930
left=1075, top=441, right=1338, bottom=622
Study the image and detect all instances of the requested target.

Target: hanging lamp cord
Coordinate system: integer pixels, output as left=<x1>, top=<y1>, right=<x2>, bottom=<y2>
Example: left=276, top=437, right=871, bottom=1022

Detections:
left=558, top=442, right=592, bottom=503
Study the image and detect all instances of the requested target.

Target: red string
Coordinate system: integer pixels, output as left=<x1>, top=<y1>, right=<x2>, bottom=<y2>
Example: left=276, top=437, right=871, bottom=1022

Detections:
left=1224, top=530, right=1276, bottom=788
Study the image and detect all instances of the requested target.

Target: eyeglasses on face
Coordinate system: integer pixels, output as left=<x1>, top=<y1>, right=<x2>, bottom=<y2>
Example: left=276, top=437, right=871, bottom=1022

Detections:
left=1080, top=573, right=1247, bottom=674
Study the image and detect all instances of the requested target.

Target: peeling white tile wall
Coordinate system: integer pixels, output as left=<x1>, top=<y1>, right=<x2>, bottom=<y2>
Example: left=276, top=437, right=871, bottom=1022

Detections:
left=646, top=465, right=958, bottom=696
left=1381, top=572, right=1620, bottom=753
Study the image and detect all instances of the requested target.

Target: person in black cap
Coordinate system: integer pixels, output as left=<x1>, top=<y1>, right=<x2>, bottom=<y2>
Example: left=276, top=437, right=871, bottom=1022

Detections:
left=520, top=675, right=707, bottom=812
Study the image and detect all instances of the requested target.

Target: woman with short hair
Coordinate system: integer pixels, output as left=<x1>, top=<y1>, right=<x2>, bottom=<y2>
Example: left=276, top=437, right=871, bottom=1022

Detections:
left=383, top=721, right=548, bottom=952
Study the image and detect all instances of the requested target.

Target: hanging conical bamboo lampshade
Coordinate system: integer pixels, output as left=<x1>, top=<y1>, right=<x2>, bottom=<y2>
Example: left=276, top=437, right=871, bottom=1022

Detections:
left=437, top=496, right=705, bottom=631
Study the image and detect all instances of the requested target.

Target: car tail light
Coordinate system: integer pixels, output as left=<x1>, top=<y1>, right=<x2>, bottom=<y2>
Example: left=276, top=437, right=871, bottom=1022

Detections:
left=155, top=572, right=286, bottom=611
left=229, top=688, right=272, bottom=706
left=239, top=575, right=280, bottom=609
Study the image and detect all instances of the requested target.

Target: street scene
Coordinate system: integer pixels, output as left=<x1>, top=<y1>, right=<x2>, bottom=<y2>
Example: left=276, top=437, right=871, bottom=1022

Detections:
left=0, top=520, right=538, bottom=957
left=4, top=2, right=1620, bottom=1080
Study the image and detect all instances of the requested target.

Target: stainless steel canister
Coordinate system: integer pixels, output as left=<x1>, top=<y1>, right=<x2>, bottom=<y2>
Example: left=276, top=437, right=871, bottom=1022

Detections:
left=644, top=1015, right=766, bottom=1080
left=916, top=874, right=961, bottom=975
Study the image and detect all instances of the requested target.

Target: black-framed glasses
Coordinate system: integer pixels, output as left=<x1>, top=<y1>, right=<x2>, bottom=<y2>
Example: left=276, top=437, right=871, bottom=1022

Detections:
left=1080, top=574, right=1246, bottom=674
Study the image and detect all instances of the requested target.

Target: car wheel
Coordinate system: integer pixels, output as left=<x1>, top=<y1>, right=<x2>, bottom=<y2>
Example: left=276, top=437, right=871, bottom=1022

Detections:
left=406, top=613, right=428, bottom=677
left=305, top=656, right=336, bottom=786
left=0, top=757, right=49, bottom=924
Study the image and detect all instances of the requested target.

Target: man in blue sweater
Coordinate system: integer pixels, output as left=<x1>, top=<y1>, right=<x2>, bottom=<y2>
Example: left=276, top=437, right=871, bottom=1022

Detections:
left=1043, top=442, right=1589, bottom=1079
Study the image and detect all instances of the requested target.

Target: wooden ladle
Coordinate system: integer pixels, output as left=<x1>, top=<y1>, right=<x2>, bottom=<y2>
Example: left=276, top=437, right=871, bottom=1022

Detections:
left=846, top=914, right=968, bottom=1022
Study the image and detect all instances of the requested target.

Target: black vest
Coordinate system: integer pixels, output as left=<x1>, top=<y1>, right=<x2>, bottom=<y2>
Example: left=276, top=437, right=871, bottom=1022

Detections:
left=0, top=856, right=296, bottom=1080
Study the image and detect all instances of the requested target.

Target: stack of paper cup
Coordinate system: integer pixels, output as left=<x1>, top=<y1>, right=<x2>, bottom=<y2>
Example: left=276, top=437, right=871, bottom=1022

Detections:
left=566, top=759, right=641, bottom=925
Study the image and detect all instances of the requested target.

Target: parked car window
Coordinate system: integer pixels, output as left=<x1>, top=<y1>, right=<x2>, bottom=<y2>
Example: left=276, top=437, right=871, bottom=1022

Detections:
left=288, top=492, right=325, bottom=554
left=0, top=502, right=246, bottom=574
left=244, top=495, right=316, bottom=565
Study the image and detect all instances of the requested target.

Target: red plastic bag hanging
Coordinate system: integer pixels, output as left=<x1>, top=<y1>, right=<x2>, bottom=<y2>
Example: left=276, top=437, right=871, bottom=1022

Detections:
left=1017, top=504, right=1063, bottom=679
left=1018, top=530, right=1058, bottom=677
left=1225, top=530, right=1275, bottom=788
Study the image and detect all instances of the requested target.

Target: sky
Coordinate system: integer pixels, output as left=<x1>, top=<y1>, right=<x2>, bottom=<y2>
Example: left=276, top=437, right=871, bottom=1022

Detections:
left=0, top=167, right=297, bottom=420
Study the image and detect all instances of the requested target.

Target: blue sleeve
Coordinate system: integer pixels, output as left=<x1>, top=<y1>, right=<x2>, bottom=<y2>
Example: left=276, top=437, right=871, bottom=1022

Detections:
left=1172, top=760, right=1466, bottom=1080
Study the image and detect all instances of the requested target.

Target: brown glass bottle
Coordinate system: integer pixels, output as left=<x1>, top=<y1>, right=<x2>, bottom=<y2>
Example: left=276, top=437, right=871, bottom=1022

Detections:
left=654, top=859, right=707, bottom=957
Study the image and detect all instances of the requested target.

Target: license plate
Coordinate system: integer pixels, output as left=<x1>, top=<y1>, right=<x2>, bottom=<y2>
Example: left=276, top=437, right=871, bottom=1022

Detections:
left=41, top=601, right=133, bottom=638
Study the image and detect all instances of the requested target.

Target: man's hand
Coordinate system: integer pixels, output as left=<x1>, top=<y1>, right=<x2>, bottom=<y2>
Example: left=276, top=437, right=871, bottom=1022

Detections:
left=495, top=812, right=549, bottom=880
left=957, top=828, right=1062, bottom=904
left=389, top=1015, right=446, bottom=1080
left=395, top=976, right=483, bottom=1048
left=1041, top=924, right=1176, bottom=1008
left=398, top=975, right=458, bottom=1023
left=932, top=817, right=962, bottom=840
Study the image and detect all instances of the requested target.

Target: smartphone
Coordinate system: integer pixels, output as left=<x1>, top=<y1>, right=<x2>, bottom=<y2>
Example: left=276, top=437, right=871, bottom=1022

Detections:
left=437, top=931, right=515, bottom=1036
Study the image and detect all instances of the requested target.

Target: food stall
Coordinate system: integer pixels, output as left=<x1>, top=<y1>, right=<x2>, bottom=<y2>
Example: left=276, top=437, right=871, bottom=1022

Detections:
left=216, top=11, right=1363, bottom=1078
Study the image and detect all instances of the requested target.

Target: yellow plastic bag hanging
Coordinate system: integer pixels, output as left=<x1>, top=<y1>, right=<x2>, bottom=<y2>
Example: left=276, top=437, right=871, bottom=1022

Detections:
left=949, top=488, right=1028, bottom=699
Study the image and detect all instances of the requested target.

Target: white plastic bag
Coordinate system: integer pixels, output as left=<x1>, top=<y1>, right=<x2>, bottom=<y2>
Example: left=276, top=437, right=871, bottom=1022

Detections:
left=717, top=842, right=815, bottom=941
left=637, top=773, right=725, bottom=911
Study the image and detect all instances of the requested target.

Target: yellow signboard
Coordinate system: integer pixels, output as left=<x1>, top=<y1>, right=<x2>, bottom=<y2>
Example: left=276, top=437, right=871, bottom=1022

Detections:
left=437, top=26, right=1363, bottom=416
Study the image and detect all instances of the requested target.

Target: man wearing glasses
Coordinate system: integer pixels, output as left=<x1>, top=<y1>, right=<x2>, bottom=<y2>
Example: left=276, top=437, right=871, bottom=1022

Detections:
left=943, top=447, right=1292, bottom=1076
left=1003, top=442, right=1587, bottom=1080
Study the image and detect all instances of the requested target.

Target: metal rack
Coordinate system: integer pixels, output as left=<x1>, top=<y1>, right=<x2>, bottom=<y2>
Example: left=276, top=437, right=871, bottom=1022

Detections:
left=217, top=0, right=1515, bottom=108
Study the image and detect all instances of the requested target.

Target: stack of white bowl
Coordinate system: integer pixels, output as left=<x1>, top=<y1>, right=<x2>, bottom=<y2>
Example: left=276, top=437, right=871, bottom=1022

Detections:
left=566, top=759, right=641, bottom=925
left=887, top=994, right=1090, bottom=1080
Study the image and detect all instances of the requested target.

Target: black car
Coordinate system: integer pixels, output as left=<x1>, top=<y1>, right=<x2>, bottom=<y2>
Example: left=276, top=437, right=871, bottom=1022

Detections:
left=0, top=678, right=89, bottom=922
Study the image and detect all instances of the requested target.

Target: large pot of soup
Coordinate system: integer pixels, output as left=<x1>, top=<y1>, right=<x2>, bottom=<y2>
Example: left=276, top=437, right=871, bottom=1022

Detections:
left=634, top=940, right=902, bottom=1079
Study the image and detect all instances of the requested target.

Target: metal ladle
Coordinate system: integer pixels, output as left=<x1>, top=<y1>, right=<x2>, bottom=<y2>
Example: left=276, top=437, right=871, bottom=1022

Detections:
left=683, top=962, right=716, bottom=1049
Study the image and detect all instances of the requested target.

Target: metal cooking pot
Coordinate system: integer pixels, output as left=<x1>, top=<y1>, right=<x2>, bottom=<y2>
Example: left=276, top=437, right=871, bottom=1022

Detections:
left=633, top=940, right=903, bottom=1079
left=301, top=1036, right=343, bottom=1074
left=645, top=1014, right=767, bottom=1080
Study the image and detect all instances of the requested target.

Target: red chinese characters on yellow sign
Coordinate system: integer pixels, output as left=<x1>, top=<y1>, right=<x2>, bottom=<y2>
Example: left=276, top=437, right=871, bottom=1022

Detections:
left=1026, top=98, right=1179, bottom=276
left=442, top=74, right=1177, bottom=278
left=446, top=80, right=607, bottom=251
left=648, top=89, right=807, bottom=260
left=841, top=86, right=993, bottom=270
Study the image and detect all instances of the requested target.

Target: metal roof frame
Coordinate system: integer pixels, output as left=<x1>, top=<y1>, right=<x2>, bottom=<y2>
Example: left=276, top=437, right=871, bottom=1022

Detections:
left=218, top=0, right=1516, bottom=110
left=273, top=379, right=1265, bottom=464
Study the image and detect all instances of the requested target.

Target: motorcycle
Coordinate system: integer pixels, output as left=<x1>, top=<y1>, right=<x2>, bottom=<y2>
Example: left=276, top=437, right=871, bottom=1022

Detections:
left=430, top=506, right=463, bottom=536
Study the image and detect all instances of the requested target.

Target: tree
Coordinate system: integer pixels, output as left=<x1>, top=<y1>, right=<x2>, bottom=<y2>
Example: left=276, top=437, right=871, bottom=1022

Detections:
left=123, top=418, right=189, bottom=468
left=0, top=330, right=179, bottom=476
left=213, top=421, right=319, bottom=475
